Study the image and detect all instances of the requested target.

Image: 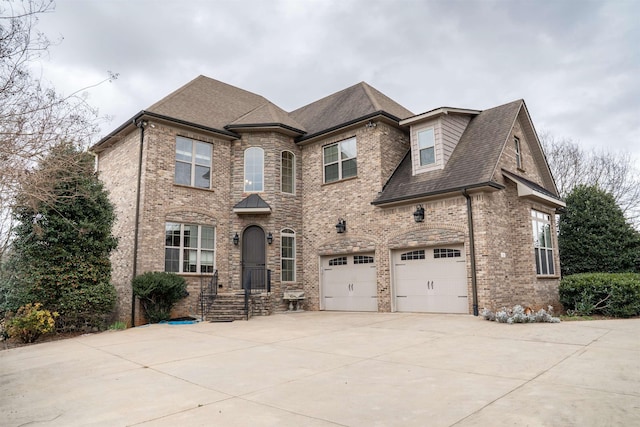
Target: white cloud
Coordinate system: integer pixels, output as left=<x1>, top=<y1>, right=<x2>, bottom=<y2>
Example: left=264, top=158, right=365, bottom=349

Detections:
left=28, top=0, right=639, bottom=158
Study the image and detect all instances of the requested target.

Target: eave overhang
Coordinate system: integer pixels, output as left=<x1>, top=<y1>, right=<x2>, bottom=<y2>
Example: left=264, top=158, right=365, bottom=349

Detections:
left=224, top=122, right=306, bottom=137
left=502, top=169, right=566, bottom=208
left=372, top=181, right=504, bottom=207
left=91, top=111, right=241, bottom=153
left=294, top=111, right=403, bottom=145
left=399, top=107, right=481, bottom=127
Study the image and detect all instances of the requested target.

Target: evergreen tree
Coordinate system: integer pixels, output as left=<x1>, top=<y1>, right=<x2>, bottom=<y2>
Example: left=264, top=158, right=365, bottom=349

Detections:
left=2, top=143, right=118, bottom=330
left=559, top=185, right=640, bottom=275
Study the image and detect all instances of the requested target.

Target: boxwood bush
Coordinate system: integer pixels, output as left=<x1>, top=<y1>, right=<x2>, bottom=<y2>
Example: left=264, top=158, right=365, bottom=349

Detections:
left=559, top=273, right=640, bottom=317
left=132, top=272, right=187, bottom=323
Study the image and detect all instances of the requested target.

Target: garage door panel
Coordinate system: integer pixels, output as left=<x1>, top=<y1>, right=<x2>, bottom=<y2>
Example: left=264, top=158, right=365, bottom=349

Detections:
left=394, top=246, right=468, bottom=314
left=322, top=253, right=377, bottom=312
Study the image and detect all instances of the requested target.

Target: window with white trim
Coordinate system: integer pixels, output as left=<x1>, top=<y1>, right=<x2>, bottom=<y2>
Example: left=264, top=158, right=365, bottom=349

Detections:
left=244, top=147, right=264, bottom=192
left=281, top=229, right=295, bottom=282
left=514, top=136, right=522, bottom=169
left=354, top=255, right=374, bottom=264
left=281, top=151, right=295, bottom=194
left=434, top=248, right=461, bottom=259
left=418, top=128, right=435, bottom=166
left=329, top=257, right=347, bottom=266
left=323, top=137, right=357, bottom=183
left=532, top=210, right=555, bottom=275
left=165, top=222, right=215, bottom=273
left=401, top=250, right=426, bottom=260
left=175, top=137, right=212, bottom=188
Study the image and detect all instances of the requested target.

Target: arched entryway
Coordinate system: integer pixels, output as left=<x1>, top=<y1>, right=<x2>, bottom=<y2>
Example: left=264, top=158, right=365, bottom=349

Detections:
left=242, top=225, right=267, bottom=291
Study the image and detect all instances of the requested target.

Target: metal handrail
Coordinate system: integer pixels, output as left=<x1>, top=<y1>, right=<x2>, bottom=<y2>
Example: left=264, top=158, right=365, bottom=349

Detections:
left=199, top=270, right=218, bottom=321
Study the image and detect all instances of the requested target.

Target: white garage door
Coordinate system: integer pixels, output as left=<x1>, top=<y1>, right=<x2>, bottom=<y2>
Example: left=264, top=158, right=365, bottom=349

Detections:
left=321, top=253, right=378, bottom=311
left=393, top=246, right=468, bottom=313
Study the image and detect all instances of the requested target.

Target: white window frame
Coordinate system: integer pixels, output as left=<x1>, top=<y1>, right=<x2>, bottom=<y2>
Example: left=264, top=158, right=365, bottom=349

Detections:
left=323, top=137, right=357, bottom=183
left=281, top=151, right=295, bottom=194
left=531, top=210, right=555, bottom=275
left=174, top=136, right=212, bottom=188
left=165, top=222, right=216, bottom=274
left=244, top=147, right=264, bottom=192
left=281, top=228, right=296, bottom=282
left=418, top=127, right=436, bottom=166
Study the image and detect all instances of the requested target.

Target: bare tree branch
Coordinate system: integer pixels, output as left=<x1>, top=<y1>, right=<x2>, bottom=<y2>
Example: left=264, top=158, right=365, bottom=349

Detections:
left=540, top=131, right=640, bottom=229
left=0, top=0, right=117, bottom=260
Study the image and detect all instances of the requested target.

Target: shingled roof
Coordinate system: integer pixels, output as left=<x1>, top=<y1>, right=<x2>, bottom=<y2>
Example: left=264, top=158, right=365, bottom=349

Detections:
left=373, top=99, right=530, bottom=205
left=146, top=75, right=303, bottom=131
left=290, top=82, right=414, bottom=139
left=226, top=101, right=305, bottom=134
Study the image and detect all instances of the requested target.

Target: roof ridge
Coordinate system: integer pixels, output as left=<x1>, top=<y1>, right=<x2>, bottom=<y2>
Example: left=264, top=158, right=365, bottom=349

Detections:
left=361, top=82, right=382, bottom=111
left=231, top=101, right=270, bottom=124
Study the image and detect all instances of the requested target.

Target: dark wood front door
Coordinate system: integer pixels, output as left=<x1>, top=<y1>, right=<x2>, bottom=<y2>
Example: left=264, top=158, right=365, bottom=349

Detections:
left=242, top=226, right=266, bottom=291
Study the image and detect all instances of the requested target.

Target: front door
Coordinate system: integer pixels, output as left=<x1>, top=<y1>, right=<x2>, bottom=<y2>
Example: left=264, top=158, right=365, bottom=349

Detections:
left=242, top=226, right=266, bottom=291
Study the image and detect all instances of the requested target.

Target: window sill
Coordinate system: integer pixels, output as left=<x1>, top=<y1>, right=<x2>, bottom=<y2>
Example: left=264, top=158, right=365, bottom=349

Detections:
left=536, top=275, right=560, bottom=280
left=168, top=272, right=216, bottom=277
left=173, top=183, right=215, bottom=193
left=322, top=175, right=358, bottom=187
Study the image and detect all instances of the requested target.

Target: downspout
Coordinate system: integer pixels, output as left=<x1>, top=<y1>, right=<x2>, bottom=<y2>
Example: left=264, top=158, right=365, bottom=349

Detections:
left=462, top=189, right=479, bottom=316
left=131, top=119, right=146, bottom=327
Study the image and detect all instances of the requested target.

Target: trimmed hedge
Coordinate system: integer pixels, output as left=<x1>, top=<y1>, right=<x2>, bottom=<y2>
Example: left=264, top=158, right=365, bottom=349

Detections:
left=132, top=272, right=187, bottom=323
left=559, top=273, right=640, bottom=317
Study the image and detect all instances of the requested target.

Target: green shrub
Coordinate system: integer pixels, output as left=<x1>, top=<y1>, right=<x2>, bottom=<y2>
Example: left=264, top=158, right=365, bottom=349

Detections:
left=108, top=321, right=127, bottom=330
left=559, top=273, right=640, bottom=317
left=132, top=272, right=187, bottom=323
left=7, top=303, right=58, bottom=343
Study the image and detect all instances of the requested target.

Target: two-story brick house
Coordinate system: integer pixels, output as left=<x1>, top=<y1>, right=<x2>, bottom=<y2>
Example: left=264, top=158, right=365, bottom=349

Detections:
left=92, top=75, right=565, bottom=325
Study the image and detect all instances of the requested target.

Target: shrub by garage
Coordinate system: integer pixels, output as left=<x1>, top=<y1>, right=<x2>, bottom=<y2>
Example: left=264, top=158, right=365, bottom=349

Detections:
left=559, top=273, right=640, bottom=317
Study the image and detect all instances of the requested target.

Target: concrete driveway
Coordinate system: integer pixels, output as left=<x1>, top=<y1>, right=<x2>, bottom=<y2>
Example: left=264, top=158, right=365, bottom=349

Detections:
left=1, top=312, right=639, bottom=426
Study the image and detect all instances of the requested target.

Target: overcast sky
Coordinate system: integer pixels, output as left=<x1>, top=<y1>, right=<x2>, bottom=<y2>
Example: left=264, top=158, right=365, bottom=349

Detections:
left=32, top=0, right=639, bottom=160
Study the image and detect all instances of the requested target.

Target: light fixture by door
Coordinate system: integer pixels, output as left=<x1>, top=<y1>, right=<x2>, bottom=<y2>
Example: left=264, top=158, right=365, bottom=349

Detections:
left=267, top=232, right=273, bottom=245
left=233, top=232, right=239, bottom=246
left=335, top=218, right=346, bottom=233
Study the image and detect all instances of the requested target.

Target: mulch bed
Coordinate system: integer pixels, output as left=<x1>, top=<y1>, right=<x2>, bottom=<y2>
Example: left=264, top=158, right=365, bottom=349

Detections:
left=1, top=331, right=88, bottom=351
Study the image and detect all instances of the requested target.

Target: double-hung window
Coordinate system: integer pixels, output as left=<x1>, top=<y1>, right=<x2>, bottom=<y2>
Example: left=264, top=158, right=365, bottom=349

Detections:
left=418, top=128, right=435, bottom=166
left=323, top=137, right=357, bottom=183
left=175, top=136, right=211, bottom=188
left=281, top=229, right=295, bottom=282
left=531, top=210, right=554, bottom=275
left=244, top=147, right=264, bottom=192
left=281, top=151, right=295, bottom=194
left=165, top=223, right=215, bottom=273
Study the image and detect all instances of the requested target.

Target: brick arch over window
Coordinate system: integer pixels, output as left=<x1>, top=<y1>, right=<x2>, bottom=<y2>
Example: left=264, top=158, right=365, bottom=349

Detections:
left=317, top=235, right=377, bottom=256
left=388, top=227, right=465, bottom=249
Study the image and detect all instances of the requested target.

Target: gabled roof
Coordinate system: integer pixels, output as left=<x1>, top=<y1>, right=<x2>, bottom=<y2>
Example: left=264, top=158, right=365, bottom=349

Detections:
left=226, top=102, right=306, bottom=135
left=290, top=82, right=414, bottom=140
left=373, top=99, right=527, bottom=205
left=147, top=76, right=281, bottom=131
left=93, top=77, right=414, bottom=150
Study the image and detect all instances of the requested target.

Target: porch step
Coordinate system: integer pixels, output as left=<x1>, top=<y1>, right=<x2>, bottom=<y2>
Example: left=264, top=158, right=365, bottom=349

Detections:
left=205, top=293, right=247, bottom=322
left=204, top=292, right=273, bottom=322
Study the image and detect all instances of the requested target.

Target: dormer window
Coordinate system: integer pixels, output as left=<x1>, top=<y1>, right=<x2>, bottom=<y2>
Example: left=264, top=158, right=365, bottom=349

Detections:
left=418, top=128, right=436, bottom=166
